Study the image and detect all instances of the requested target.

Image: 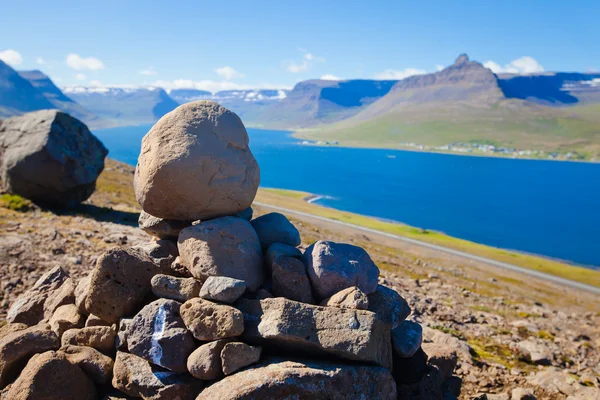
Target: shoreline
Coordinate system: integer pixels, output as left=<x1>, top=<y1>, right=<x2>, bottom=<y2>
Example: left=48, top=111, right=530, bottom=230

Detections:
left=289, top=130, right=599, bottom=164
left=256, top=187, right=600, bottom=289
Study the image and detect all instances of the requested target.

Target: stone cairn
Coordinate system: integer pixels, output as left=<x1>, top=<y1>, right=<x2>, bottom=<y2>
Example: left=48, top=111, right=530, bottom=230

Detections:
left=0, top=101, right=458, bottom=399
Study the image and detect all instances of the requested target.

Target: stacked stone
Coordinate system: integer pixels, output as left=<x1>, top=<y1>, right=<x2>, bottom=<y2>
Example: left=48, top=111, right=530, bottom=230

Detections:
left=0, top=101, right=458, bottom=400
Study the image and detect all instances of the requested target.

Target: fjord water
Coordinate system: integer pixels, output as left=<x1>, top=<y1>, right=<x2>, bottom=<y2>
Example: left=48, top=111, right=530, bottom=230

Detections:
left=95, top=125, right=600, bottom=267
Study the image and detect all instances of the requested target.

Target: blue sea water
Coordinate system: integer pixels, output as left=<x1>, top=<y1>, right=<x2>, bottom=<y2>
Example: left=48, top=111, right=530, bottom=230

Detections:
left=94, top=125, right=600, bottom=268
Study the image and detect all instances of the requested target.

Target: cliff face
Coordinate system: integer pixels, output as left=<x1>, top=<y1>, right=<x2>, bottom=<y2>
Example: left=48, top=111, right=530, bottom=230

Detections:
left=0, top=60, right=55, bottom=117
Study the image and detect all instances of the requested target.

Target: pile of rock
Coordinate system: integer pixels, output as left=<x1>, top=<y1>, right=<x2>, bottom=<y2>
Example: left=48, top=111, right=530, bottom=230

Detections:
left=0, top=101, right=459, bottom=399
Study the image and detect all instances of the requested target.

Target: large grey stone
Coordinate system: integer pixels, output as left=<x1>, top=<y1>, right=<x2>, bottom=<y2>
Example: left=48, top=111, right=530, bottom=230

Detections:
left=392, top=320, right=423, bottom=358
left=368, top=285, right=411, bottom=328
left=264, top=242, right=302, bottom=271
left=237, top=297, right=392, bottom=369
left=85, top=246, right=165, bottom=324
left=6, top=266, right=70, bottom=325
left=180, top=298, right=244, bottom=341
left=5, top=351, right=96, bottom=400
left=197, top=358, right=397, bottom=400
left=250, top=212, right=301, bottom=250
left=0, top=324, right=59, bottom=388
left=134, top=100, right=260, bottom=221
left=421, top=343, right=458, bottom=379
left=112, top=351, right=202, bottom=400
left=178, top=217, right=264, bottom=291
left=199, top=276, right=246, bottom=304
left=138, top=211, right=191, bottom=240
left=271, top=256, right=314, bottom=303
left=0, top=110, right=107, bottom=207
left=127, top=299, right=195, bottom=372
left=302, top=240, right=380, bottom=300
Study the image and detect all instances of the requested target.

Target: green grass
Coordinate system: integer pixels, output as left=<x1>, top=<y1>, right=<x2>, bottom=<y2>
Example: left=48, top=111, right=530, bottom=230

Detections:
left=295, top=100, right=600, bottom=157
left=255, top=188, right=600, bottom=289
left=0, top=194, right=33, bottom=211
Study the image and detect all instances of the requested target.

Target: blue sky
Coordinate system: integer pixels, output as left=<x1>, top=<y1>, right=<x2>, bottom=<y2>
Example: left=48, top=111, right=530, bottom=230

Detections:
left=1, top=0, right=599, bottom=92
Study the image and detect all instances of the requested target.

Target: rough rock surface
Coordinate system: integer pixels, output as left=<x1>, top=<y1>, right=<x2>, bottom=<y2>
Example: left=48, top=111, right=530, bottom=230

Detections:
left=112, top=351, right=202, bottom=399
left=264, top=242, right=302, bottom=271
left=197, top=358, right=397, bottom=400
left=392, top=320, right=423, bottom=358
left=271, top=256, right=314, bottom=303
left=368, top=284, right=411, bottom=328
left=422, top=343, right=458, bottom=379
left=6, top=351, right=96, bottom=400
left=516, top=339, right=552, bottom=365
left=238, top=297, right=392, bottom=369
left=85, top=246, right=165, bottom=323
left=6, top=266, right=70, bottom=325
left=127, top=299, right=196, bottom=372
left=180, top=298, right=244, bottom=341
left=178, top=216, right=263, bottom=291
left=302, top=240, right=380, bottom=299
left=49, top=304, right=85, bottom=337
left=199, top=276, right=246, bottom=304
left=61, top=325, right=116, bottom=353
left=187, top=339, right=232, bottom=380
left=320, top=286, right=369, bottom=310
left=116, top=318, right=132, bottom=352
left=60, top=345, right=114, bottom=384
left=138, top=211, right=191, bottom=239
left=250, top=212, right=301, bottom=250
left=134, top=100, right=260, bottom=220
left=0, top=110, right=108, bottom=207
left=0, top=324, right=59, bottom=388
left=151, top=274, right=201, bottom=302
left=220, top=342, right=262, bottom=376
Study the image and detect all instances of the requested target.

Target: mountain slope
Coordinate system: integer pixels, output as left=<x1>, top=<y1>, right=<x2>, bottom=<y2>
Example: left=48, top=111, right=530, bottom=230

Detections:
left=65, top=87, right=180, bottom=126
left=0, top=60, right=55, bottom=117
left=18, top=70, right=100, bottom=125
left=297, top=55, right=600, bottom=157
left=244, top=79, right=397, bottom=128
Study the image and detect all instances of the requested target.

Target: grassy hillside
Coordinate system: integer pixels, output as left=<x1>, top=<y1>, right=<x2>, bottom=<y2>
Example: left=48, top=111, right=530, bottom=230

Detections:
left=296, top=100, right=600, bottom=158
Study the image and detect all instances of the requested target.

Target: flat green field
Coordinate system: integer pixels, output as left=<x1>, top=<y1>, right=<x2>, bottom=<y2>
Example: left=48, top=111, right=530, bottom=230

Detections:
left=255, top=188, right=600, bottom=289
left=295, top=101, right=600, bottom=158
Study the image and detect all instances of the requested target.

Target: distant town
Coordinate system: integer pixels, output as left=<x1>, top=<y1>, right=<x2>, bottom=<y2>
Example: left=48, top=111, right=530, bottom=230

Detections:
left=299, top=140, right=593, bottom=162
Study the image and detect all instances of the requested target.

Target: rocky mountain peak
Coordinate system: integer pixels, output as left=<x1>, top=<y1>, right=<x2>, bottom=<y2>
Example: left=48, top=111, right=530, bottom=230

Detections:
left=454, top=53, right=470, bottom=66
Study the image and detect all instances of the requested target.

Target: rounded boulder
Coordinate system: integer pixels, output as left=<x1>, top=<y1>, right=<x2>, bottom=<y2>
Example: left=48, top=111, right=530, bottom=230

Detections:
left=134, top=100, right=260, bottom=220
left=0, top=110, right=107, bottom=207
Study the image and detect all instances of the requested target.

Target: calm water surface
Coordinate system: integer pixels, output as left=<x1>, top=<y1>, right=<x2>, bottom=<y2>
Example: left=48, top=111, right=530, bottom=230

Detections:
left=94, top=125, right=600, bottom=267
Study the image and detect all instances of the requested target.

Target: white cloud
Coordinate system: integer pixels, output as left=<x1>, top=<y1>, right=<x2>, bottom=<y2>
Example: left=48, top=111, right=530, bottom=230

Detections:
left=321, top=74, right=341, bottom=80
left=215, top=66, right=244, bottom=80
left=374, top=68, right=427, bottom=80
left=66, top=53, right=105, bottom=70
left=435, top=65, right=444, bottom=71
left=139, top=67, right=157, bottom=76
left=483, top=56, right=544, bottom=74
left=285, top=49, right=325, bottom=73
left=0, top=49, right=23, bottom=66
left=36, top=57, right=47, bottom=65
left=75, top=73, right=87, bottom=81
